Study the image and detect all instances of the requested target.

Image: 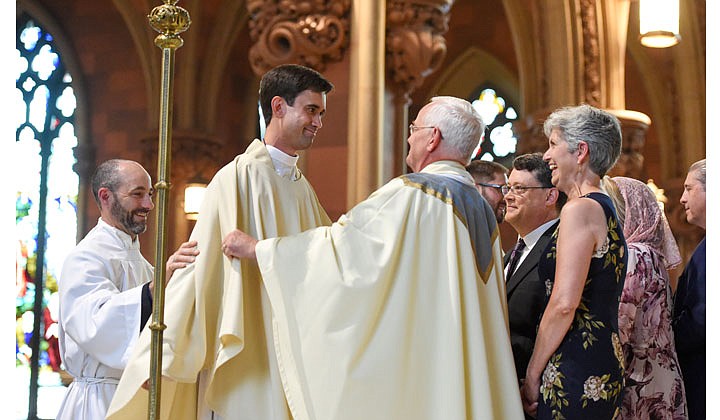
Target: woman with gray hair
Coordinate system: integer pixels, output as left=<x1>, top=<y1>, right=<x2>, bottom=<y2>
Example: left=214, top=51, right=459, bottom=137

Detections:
left=520, top=104, right=628, bottom=419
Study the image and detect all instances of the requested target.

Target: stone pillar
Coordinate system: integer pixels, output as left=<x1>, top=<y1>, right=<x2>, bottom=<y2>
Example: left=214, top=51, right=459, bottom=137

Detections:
left=141, top=131, right=222, bottom=256
left=72, top=143, right=96, bottom=238
left=606, top=110, right=651, bottom=179
left=347, top=0, right=386, bottom=206
left=385, top=0, right=454, bottom=177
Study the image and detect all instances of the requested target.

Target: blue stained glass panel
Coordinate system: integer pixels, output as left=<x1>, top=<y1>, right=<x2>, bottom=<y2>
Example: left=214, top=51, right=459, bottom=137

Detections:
left=16, top=14, right=78, bottom=419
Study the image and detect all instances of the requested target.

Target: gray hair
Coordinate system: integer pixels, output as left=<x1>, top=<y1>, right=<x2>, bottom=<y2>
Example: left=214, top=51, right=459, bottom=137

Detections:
left=688, top=159, right=706, bottom=190
left=423, top=96, right=486, bottom=165
left=91, top=159, right=131, bottom=207
left=543, top=104, right=622, bottom=177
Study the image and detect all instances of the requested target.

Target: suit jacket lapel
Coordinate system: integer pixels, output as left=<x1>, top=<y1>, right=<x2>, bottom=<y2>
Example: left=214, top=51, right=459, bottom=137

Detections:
left=506, top=220, right=559, bottom=296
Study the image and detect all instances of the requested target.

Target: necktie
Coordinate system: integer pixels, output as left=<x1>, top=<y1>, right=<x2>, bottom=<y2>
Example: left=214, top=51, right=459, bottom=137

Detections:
left=506, top=238, right=526, bottom=279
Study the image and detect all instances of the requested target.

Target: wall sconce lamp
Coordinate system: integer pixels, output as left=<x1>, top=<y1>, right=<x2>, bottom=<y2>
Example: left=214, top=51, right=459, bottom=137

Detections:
left=184, top=177, right=207, bottom=220
left=639, top=0, right=681, bottom=48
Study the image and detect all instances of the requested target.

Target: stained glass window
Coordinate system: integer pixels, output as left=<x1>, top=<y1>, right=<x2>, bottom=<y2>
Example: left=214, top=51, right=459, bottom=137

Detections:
left=16, top=13, right=78, bottom=419
left=469, top=86, right=518, bottom=167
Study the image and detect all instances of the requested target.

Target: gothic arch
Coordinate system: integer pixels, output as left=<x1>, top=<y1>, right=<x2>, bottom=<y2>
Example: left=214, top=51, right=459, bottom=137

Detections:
left=17, top=0, right=91, bottom=233
left=425, top=47, right=520, bottom=113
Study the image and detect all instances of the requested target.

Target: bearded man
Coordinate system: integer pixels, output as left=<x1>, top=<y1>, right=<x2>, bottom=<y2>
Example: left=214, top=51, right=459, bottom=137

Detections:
left=56, top=159, right=196, bottom=420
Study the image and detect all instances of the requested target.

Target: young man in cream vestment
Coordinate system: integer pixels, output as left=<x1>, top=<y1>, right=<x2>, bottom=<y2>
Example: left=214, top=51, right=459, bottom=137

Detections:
left=224, top=96, right=525, bottom=420
left=107, top=64, right=333, bottom=420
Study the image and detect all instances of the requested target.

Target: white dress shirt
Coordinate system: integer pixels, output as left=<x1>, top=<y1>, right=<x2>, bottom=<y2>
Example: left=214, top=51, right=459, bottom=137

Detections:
left=505, top=218, right=559, bottom=278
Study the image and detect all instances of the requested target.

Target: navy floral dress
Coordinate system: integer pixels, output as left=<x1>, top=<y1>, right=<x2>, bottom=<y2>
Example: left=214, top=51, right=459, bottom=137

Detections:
left=536, top=192, right=628, bottom=420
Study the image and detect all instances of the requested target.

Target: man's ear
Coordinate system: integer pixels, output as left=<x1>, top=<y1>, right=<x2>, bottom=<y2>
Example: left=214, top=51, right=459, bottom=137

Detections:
left=546, top=187, right=559, bottom=206
left=98, top=187, right=112, bottom=206
left=271, top=96, right=285, bottom=118
left=427, top=127, right=442, bottom=152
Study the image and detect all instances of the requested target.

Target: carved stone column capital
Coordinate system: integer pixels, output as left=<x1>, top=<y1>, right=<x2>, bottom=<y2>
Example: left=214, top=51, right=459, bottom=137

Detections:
left=246, top=0, right=351, bottom=76
left=607, top=110, right=651, bottom=179
left=140, top=130, right=222, bottom=183
left=386, top=0, right=454, bottom=98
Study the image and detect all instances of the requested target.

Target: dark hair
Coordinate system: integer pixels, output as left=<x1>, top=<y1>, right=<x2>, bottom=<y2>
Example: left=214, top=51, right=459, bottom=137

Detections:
left=90, top=159, right=127, bottom=207
left=512, top=152, right=567, bottom=210
left=259, top=64, right=334, bottom=127
left=466, top=159, right=508, bottom=182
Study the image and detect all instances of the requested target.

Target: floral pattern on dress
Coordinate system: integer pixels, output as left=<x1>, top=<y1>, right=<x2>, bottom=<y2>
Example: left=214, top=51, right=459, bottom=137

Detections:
left=581, top=374, right=623, bottom=407
left=536, top=193, right=627, bottom=420
left=541, top=353, right=568, bottom=418
left=618, top=244, right=688, bottom=419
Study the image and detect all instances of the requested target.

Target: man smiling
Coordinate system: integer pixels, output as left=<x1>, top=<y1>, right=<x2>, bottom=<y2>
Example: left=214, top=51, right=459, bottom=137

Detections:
left=502, top=153, right=565, bottom=403
left=57, top=159, right=197, bottom=420
left=108, top=64, right=334, bottom=420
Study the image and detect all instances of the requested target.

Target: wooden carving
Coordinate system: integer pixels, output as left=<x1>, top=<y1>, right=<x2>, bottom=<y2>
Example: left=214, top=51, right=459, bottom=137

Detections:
left=246, top=0, right=351, bottom=75
left=386, top=0, right=454, bottom=97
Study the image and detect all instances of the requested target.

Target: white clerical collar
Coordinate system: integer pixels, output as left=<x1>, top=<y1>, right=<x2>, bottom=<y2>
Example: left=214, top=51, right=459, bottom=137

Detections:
left=420, top=160, right=474, bottom=186
left=98, top=217, right=139, bottom=248
left=521, top=218, right=559, bottom=251
left=265, top=143, right=300, bottom=180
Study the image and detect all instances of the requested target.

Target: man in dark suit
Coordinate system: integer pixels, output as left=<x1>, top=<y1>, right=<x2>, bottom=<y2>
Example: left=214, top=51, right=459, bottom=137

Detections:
left=672, top=158, right=705, bottom=419
left=503, top=153, right=566, bottom=393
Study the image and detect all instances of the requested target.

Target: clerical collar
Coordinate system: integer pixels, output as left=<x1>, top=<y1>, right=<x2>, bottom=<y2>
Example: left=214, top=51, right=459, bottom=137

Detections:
left=265, top=144, right=300, bottom=180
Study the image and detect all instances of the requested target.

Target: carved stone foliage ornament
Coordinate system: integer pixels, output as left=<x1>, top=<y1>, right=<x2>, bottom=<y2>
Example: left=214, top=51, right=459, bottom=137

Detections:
left=246, top=0, right=351, bottom=75
left=386, top=0, right=454, bottom=98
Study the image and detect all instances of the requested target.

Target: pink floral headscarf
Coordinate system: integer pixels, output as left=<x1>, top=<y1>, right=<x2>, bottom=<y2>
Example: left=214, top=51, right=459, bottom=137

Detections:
left=612, top=176, right=682, bottom=269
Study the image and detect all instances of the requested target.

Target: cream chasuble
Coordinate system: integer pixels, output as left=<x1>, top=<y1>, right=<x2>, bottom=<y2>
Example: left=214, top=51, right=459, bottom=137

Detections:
left=257, top=161, right=524, bottom=420
left=107, top=140, right=330, bottom=419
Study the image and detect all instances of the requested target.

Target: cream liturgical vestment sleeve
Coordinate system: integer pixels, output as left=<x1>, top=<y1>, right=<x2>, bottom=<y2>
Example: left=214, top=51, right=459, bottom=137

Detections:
left=256, top=161, right=524, bottom=420
left=107, top=140, right=330, bottom=420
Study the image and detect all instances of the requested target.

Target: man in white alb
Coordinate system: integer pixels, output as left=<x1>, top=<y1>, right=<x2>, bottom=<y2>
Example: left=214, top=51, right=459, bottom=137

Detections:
left=56, top=158, right=197, bottom=420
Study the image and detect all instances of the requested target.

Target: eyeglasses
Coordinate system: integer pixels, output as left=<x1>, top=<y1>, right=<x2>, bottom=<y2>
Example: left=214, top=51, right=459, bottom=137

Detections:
left=476, top=182, right=509, bottom=195
left=505, top=184, right=552, bottom=195
left=409, top=123, right=434, bottom=135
